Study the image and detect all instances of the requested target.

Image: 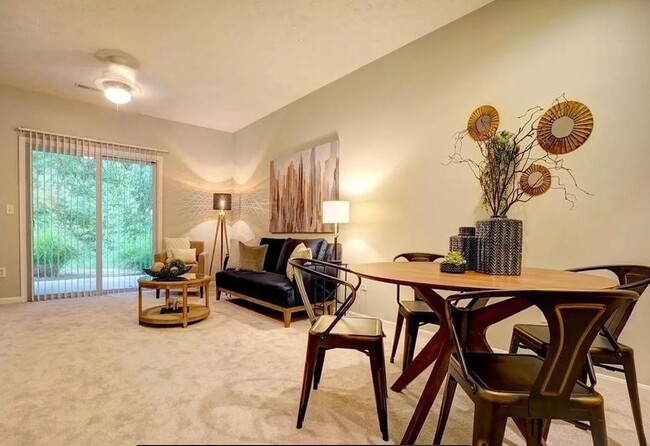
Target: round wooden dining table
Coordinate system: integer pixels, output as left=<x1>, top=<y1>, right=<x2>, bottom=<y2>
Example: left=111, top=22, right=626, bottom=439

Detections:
left=349, top=262, right=617, bottom=445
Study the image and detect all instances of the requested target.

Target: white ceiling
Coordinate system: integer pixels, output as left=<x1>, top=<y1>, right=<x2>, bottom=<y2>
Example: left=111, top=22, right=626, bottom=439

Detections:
left=0, top=0, right=491, bottom=133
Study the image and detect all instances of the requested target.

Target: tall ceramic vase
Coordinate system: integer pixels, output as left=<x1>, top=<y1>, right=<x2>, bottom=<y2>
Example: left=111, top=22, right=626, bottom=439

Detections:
left=476, top=216, right=522, bottom=275
left=449, top=226, right=478, bottom=271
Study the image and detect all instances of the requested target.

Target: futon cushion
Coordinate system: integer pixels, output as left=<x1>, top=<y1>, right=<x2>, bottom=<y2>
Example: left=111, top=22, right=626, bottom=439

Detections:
left=215, top=269, right=298, bottom=307
left=259, top=237, right=287, bottom=272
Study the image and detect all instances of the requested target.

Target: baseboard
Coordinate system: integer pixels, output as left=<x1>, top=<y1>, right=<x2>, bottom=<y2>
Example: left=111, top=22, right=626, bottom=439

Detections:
left=0, top=296, right=25, bottom=304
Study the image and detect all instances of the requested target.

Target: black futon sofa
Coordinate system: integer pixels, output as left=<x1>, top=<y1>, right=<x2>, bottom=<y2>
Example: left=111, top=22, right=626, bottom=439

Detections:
left=215, top=237, right=339, bottom=327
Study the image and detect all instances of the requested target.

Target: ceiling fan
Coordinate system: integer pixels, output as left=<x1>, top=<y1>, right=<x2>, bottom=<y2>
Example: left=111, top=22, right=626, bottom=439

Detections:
left=75, top=49, right=141, bottom=105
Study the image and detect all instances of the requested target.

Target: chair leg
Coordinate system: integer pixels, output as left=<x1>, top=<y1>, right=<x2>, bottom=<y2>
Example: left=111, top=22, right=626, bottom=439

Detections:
left=433, top=374, right=458, bottom=445
left=472, top=401, right=508, bottom=446
left=509, top=331, right=520, bottom=353
left=621, top=353, right=648, bottom=446
left=589, top=404, right=609, bottom=446
left=156, top=289, right=160, bottom=299
left=525, top=418, right=545, bottom=446
left=369, top=342, right=389, bottom=441
left=403, top=316, right=419, bottom=372
left=297, top=336, right=319, bottom=429
left=200, top=286, right=204, bottom=299
left=313, top=348, right=326, bottom=390
left=390, top=311, right=404, bottom=364
left=283, top=310, right=291, bottom=328
left=542, top=418, right=552, bottom=441
left=216, top=288, right=222, bottom=301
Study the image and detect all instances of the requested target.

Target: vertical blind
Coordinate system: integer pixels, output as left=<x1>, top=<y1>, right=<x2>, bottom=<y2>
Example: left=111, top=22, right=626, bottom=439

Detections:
left=21, top=129, right=163, bottom=302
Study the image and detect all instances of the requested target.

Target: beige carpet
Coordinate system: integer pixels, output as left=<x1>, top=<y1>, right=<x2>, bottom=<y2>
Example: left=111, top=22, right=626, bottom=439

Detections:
left=0, top=290, right=647, bottom=445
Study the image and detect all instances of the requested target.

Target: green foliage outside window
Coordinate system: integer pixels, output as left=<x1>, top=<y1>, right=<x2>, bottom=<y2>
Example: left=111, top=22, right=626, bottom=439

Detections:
left=32, top=151, right=154, bottom=278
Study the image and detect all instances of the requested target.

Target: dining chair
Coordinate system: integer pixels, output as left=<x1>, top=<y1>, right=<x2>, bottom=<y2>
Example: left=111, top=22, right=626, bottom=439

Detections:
left=433, top=288, right=638, bottom=446
left=509, top=265, right=650, bottom=446
left=290, top=257, right=389, bottom=441
left=390, top=252, right=444, bottom=371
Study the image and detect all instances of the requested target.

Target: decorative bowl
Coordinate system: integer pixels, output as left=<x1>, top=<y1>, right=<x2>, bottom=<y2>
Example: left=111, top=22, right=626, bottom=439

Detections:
left=142, top=265, right=192, bottom=280
left=440, top=262, right=466, bottom=274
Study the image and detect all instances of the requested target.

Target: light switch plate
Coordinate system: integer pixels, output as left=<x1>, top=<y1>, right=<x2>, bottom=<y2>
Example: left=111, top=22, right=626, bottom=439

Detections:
left=6, top=204, right=14, bottom=215
left=0, top=267, right=6, bottom=278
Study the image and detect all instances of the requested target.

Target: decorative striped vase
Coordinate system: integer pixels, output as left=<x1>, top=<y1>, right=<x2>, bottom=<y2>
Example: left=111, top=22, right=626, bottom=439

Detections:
left=449, top=226, right=478, bottom=271
left=476, top=216, right=522, bottom=275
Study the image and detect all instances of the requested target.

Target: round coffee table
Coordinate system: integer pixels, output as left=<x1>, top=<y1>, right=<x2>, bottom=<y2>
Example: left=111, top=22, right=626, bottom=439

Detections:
left=137, top=273, right=211, bottom=328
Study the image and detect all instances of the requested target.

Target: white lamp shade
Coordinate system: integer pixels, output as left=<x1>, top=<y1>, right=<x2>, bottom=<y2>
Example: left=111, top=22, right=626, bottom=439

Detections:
left=322, top=200, right=349, bottom=224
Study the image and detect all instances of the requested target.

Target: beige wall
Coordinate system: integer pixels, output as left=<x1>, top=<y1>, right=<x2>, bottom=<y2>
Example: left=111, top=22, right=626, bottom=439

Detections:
left=233, top=0, right=650, bottom=383
left=0, top=85, right=234, bottom=300
left=1, top=0, right=649, bottom=383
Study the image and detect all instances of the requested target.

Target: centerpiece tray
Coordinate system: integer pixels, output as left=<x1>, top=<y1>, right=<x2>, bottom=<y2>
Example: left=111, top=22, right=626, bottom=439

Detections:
left=142, top=265, right=192, bottom=280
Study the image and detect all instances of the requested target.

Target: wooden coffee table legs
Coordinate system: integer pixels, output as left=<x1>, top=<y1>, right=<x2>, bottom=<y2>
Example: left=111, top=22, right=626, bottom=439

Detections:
left=138, top=286, right=143, bottom=318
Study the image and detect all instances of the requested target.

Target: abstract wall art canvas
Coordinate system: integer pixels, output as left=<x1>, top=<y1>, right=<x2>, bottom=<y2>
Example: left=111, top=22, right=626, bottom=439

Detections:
left=270, top=139, right=339, bottom=233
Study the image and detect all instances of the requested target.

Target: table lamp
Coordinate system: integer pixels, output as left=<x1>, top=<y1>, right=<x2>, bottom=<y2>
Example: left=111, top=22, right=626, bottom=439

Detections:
left=322, top=200, right=349, bottom=261
left=209, top=193, right=232, bottom=275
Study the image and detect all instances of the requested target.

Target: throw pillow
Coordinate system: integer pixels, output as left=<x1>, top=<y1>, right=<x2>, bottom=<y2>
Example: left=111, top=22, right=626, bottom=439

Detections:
left=286, top=243, right=312, bottom=281
left=276, top=238, right=325, bottom=273
left=227, top=237, right=261, bottom=269
left=165, top=237, right=190, bottom=260
left=275, top=238, right=303, bottom=273
left=259, top=237, right=288, bottom=273
left=237, top=242, right=268, bottom=272
left=170, top=248, right=196, bottom=264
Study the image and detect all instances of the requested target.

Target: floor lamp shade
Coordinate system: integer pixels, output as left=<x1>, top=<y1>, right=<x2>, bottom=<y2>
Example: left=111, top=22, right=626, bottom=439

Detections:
left=213, top=193, right=232, bottom=211
left=209, top=193, right=232, bottom=275
left=322, top=200, right=349, bottom=261
left=322, top=200, right=349, bottom=224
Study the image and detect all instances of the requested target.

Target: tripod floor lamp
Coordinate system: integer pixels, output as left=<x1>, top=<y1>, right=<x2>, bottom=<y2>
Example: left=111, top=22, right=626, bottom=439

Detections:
left=209, top=193, right=232, bottom=275
left=322, top=200, right=349, bottom=262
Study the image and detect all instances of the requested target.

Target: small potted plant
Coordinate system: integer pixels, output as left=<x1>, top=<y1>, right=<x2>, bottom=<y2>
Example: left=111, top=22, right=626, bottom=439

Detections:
left=440, top=251, right=467, bottom=274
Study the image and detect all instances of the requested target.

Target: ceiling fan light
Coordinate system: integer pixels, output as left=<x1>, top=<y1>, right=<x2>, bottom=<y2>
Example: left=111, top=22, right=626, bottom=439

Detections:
left=103, top=82, right=132, bottom=104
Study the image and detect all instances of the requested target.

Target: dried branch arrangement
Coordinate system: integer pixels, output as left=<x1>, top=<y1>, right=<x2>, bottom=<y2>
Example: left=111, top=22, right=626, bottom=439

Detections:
left=447, top=95, right=594, bottom=217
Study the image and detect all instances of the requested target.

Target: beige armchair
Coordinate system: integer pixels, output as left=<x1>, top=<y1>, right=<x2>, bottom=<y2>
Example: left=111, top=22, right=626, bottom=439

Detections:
left=153, top=240, right=207, bottom=299
left=154, top=240, right=207, bottom=275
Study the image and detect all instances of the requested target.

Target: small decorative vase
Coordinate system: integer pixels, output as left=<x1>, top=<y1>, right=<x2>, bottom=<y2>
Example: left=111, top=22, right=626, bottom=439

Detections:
left=476, top=216, right=522, bottom=275
left=440, top=262, right=466, bottom=274
left=449, top=226, right=478, bottom=271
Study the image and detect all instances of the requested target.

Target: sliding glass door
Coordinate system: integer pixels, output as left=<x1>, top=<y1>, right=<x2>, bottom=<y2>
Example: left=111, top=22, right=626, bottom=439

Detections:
left=101, top=157, right=154, bottom=292
left=26, top=132, right=158, bottom=301
left=32, top=151, right=98, bottom=297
